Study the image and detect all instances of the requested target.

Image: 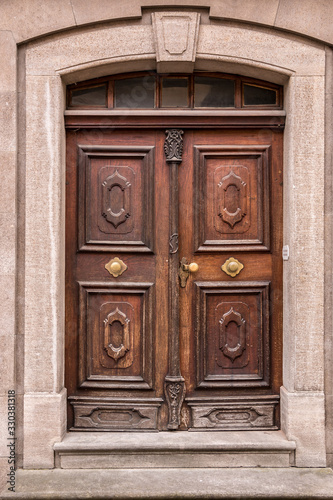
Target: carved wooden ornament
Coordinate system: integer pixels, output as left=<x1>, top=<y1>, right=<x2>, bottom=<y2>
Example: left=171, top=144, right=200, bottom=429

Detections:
left=102, top=169, right=131, bottom=229
left=218, top=170, right=247, bottom=228
left=104, top=307, right=130, bottom=362
left=164, top=129, right=184, bottom=162
left=219, top=307, right=246, bottom=362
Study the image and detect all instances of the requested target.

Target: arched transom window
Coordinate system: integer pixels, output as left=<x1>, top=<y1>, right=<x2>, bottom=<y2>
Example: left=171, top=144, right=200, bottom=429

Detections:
left=67, top=72, right=282, bottom=110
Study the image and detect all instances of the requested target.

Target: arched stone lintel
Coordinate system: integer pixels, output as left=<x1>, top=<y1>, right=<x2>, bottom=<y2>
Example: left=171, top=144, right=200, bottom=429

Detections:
left=59, top=55, right=293, bottom=87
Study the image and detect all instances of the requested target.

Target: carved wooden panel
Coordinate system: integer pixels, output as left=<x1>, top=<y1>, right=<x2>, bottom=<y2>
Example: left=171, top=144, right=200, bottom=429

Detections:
left=195, top=281, right=270, bottom=388
left=187, top=397, right=279, bottom=430
left=78, top=145, right=155, bottom=252
left=194, top=145, right=270, bottom=252
left=70, top=399, right=162, bottom=431
left=78, top=282, right=154, bottom=389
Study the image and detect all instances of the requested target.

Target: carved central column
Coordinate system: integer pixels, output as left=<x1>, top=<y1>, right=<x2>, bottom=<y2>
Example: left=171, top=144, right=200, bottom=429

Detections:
left=164, top=129, right=185, bottom=430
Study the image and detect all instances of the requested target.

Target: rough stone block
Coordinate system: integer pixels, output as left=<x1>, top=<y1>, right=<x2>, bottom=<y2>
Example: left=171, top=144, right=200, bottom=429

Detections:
left=0, top=93, right=16, bottom=152
left=24, top=272, right=64, bottom=394
left=0, top=336, right=15, bottom=397
left=25, top=26, right=155, bottom=76
left=275, top=0, right=333, bottom=46
left=210, top=0, right=279, bottom=26
left=0, top=152, right=16, bottom=214
left=0, top=275, right=15, bottom=339
left=197, top=25, right=326, bottom=77
left=0, top=32, right=16, bottom=92
left=0, top=0, right=76, bottom=43
left=281, top=387, right=326, bottom=467
left=0, top=214, right=16, bottom=275
left=71, top=0, right=141, bottom=25
left=23, top=390, right=66, bottom=469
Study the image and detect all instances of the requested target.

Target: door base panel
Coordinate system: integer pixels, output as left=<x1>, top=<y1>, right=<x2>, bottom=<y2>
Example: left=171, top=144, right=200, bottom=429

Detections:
left=187, top=396, right=279, bottom=431
left=54, top=431, right=295, bottom=469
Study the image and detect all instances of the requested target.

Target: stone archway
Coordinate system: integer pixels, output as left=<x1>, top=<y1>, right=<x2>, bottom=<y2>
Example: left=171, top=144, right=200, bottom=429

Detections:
left=19, top=13, right=326, bottom=469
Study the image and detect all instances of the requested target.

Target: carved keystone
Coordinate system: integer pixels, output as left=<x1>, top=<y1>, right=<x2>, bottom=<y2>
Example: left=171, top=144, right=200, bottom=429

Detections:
left=152, top=12, right=200, bottom=73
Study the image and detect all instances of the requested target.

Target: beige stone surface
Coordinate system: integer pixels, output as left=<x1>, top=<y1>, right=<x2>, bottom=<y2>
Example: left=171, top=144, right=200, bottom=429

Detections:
left=1, top=0, right=333, bottom=46
left=0, top=0, right=75, bottom=43
left=281, top=387, right=326, bottom=467
left=0, top=275, right=15, bottom=342
left=275, top=0, right=333, bottom=46
left=12, top=467, right=333, bottom=498
left=210, top=0, right=279, bottom=26
left=0, top=93, right=16, bottom=152
left=24, top=273, right=64, bottom=393
left=23, top=390, right=66, bottom=468
left=283, top=76, right=325, bottom=392
left=0, top=152, right=16, bottom=215
left=71, top=0, right=142, bottom=25
left=0, top=395, right=9, bottom=455
left=0, top=335, right=15, bottom=396
left=0, top=31, right=17, bottom=92
left=0, top=214, right=16, bottom=276
left=60, top=452, right=292, bottom=469
left=195, top=56, right=291, bottom=85
left=197, top=25, right=326, bottom=77
left=152, top=12, right=200, bottom=72
left=25, top=25, right=155, bottom=76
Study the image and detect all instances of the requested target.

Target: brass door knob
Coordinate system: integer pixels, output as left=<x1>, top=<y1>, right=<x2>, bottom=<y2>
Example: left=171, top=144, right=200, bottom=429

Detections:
left=110, top=262, right=122, bottom=274
left=227, top=261, right=239, bottom=273
left=188, top=262, right=199, bottom=273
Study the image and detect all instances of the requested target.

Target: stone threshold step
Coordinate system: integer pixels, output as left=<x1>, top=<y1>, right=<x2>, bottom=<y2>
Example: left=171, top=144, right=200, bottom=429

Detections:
left=3, top=467, right=333, bottom=499
left=54, top=430, right=296, bottom=468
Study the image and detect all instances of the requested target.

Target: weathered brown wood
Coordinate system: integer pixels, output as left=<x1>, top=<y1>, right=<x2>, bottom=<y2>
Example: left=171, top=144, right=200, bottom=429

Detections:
left=163, top=129, right=185, bottom=430
left=65, top=118, right=283, bottom=432
left=65, top=112, right=285, bottom=129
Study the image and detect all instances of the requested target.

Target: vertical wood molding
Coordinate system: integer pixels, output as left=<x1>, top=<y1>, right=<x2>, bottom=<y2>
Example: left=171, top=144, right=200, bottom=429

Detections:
left=163, top=129, right=185, bottom=430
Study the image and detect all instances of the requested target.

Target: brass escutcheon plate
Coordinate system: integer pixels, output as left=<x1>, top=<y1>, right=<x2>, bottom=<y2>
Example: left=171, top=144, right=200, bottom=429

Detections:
left=221, top=257, right=244, bottom=278
left=105, top=257, right=127, bottom=277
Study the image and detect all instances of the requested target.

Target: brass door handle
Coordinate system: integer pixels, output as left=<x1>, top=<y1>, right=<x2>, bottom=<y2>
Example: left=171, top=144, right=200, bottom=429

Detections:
left=183, top=261, right=199, bottom=273
left=179, top=257, right=199, bottom=287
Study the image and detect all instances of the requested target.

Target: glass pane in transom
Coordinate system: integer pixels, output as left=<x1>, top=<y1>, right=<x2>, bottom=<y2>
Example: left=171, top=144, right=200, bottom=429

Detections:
left=161, top=78, right=189, bottom=107
left=70, top=85, right=107, bottom=107
left=243, top=84, right=277, bottom=106
left=194, top=77, right=235, bottom=108
left=114, top=76, right=156, bottom=108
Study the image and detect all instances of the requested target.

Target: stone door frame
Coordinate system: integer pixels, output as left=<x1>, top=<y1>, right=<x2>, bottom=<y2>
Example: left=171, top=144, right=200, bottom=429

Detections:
left=19, top=13, right=327, bottom=468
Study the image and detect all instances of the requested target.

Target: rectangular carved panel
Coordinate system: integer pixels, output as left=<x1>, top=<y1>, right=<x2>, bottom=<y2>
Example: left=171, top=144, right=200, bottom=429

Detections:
left=70, top=398, right=162, bottom=431
left=194, top=145, right=270, bottom=252
left=78, top=145, right=155, bottom=252
left=78, top=282, right=154, bottom=389
left=187, top=397, right=279, bottom=430
left=195, top=281, right=270, bottom=388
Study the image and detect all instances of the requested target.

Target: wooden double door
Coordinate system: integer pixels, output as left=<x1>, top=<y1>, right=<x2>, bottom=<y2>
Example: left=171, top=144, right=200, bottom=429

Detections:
left=66, top=117, right=283, bottom=431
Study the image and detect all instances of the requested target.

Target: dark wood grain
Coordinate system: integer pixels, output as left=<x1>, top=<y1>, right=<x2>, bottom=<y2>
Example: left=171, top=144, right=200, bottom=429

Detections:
left=66, top=118, right=283, bottom=431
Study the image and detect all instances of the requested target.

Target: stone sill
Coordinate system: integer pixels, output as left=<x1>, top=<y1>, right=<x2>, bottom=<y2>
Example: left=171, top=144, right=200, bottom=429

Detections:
left=54, top=429, right=295, bottom=453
